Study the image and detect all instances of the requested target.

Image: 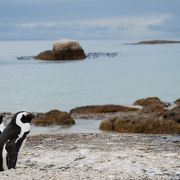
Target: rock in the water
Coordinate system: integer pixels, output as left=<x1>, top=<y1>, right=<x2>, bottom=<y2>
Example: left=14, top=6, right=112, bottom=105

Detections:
left=35, top=39, right=86, bottom=61
left=70, top=105, right=139, bottom=114
left=99, top=98, right=180, bottom=134
left=133, top=97, right=168, bottom=107
left=99, top=115, right=180, bottom=134
left=33, top=109, right=75, bottom=126
left=164, top=106, right=180, bottom=123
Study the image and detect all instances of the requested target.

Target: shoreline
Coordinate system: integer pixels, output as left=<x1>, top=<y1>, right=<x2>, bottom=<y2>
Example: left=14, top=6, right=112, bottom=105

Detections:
left=1, top=96, right=180, bottom=134
left=0, top=133, right=179, bottom=179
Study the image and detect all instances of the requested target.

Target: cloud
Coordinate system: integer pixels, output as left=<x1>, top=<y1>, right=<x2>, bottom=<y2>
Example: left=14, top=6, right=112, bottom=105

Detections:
left=149, top=15, right=180, bottom=33
left=14, top=14, right=171, bottom=39
left=0, top=13, right=177, bottom=40
left=0, top=0, right=179, bottom=40
left=18, top=15, right=170, bottom=28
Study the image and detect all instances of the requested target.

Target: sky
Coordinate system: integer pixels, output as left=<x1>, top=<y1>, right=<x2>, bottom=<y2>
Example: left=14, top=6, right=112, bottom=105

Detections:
left=0, top=0, right=180, bottom=40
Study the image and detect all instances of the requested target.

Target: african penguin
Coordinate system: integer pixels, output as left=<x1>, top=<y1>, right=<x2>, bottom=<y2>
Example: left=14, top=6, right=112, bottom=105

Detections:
left=0, top=111, right=35, bottom=171
left=0, top=115, right=5, bottom=134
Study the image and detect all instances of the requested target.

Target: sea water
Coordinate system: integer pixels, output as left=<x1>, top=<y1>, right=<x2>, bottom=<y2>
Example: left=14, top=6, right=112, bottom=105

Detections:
left=0, top=39, right=180, bottom=112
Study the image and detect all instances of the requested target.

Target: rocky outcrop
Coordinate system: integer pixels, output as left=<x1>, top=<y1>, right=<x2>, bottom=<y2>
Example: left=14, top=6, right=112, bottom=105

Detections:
left=33, top=109, right=75, bottom=126
left=99, top=115, right=180, bottom=134
left=35, top=39, right=86, bottom=61
left=99, top=98, right=180, bottom=134
left=70, top=105, right=139, bottom=114
left=133, top=97, right=168, bottom=107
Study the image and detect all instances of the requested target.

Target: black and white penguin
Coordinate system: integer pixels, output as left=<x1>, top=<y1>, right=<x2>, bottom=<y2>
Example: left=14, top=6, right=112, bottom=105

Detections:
left=0, top=111, right=35, bottom=171
left=0, top=115, right=5, bottom=134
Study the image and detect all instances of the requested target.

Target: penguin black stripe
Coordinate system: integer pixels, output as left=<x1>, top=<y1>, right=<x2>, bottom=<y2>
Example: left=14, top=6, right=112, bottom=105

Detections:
left=0, top=111, right=35, bottom=171
left=0, top=115, right=5, bottom=134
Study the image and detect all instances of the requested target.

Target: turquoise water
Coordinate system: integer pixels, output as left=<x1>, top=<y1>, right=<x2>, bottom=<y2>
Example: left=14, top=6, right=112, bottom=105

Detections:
left=0, top=40, right=180, bottom=112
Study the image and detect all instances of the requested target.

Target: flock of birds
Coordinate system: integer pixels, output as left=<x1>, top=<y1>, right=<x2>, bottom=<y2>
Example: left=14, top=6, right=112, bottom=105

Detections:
left=86, top=52, right=118, bottom=59
left=17, top=52, right=118, bottom=61
left=0, top=112, right=35, bottom=171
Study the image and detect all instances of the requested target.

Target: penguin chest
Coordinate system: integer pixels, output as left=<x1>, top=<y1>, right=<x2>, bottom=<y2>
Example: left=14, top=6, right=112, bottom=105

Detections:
left=2, top=144, right=8, bottom=171
left=0, top=123, right=5, bottom=134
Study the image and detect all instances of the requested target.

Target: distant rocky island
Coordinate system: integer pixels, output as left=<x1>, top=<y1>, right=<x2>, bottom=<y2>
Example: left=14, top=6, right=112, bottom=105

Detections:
left=129, top=40, right=180, bottom=45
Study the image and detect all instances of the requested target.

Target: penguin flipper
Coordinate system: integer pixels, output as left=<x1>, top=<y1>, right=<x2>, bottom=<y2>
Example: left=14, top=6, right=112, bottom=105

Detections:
left=6, top=139, right=18, bottom=169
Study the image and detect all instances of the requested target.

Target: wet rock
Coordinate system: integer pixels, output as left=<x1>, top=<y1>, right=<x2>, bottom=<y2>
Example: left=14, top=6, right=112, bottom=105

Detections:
left=36, top=49, right=86, bottom=61
left=99, top=115, right=180, bottom=134
left=163, top=106, right=180, bottom=123
left=70, top=105, right=139, bottom=114
left=133, top=97, right=168, bottom=107
left=33, top=109, right=75, bottom=126
left=35, top=39, right=86, bottom=61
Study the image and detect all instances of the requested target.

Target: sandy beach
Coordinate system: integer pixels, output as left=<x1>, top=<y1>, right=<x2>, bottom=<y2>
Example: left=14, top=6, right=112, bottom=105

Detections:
left=0, top=133, right=179, bottom=180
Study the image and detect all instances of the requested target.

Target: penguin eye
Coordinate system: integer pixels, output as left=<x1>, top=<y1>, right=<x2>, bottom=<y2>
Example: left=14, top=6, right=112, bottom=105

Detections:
left=21, top=113, right=33, bottom=123
left=21, top=114, right=29, bottom=123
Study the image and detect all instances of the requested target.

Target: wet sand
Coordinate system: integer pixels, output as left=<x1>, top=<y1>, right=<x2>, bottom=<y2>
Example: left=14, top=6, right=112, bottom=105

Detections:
left=0, top=133, right=179, bottom=180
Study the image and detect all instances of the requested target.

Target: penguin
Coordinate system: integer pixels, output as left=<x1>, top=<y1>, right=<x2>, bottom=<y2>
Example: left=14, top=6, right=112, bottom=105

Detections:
left=0, top=111, right=35, bottom=171
left=0, top=115, right=5, bottom=134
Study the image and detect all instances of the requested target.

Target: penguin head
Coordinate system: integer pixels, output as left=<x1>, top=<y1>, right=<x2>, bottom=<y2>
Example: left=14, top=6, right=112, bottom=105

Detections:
left=11, top=111, right=35, bottom=126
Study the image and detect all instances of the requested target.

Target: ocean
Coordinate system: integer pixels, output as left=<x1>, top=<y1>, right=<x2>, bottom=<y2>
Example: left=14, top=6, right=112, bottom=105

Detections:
left=0, top=39, right=180, bottom=113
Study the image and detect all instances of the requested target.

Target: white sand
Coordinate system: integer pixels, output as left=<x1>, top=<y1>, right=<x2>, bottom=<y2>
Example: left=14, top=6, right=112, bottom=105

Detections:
left=0, top=133, right=179, bottom=180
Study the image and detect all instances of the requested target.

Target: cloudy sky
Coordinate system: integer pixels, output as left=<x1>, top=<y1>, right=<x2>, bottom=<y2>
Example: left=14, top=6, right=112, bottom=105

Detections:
left=0, top=0, right=180, bottom=40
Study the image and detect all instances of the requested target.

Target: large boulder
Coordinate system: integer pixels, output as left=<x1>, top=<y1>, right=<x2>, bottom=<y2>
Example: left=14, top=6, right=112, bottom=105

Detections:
left=99, top=115, right=180, bottom=134
left=33, top=109, right=75, bottom=126
left=70, top=104, right=139, bottom=114
left=35, top=39, right=86, bottom=61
